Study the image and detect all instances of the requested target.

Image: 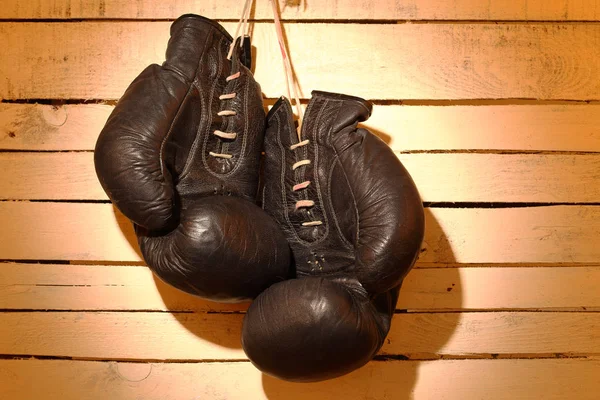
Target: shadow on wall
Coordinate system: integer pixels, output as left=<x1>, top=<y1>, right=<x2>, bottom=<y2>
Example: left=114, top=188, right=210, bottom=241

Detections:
left=112, top=200, right=463, bottom=399
left=261, top=210, right=462, bottom=399
left=113, top=206, right=246, bottom=350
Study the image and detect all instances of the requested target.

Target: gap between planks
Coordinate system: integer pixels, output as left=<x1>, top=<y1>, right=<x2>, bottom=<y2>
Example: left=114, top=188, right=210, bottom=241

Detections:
left=5, top=19, right=600, bottom=24
left=0, top=353, right=593, bottom=363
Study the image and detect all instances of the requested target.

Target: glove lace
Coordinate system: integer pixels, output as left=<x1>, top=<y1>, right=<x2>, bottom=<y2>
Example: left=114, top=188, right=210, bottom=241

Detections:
left=209, top=0, right=252, bottom=160
left=209, top=71, right=241, bottom=160
left=288, top=139, right=322, bottom=227
left=270, top=0, right=322, bottom=227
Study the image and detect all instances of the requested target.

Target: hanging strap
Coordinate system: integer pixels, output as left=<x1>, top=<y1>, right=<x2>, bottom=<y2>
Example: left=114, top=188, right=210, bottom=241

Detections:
left=227, top=0, right=254, bottom=60
left=269, top=0, right=304, bottom=139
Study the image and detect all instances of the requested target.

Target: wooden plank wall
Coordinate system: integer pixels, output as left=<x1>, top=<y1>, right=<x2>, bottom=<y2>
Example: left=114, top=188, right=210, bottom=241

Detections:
left=1, top=0, right=599, bottom=398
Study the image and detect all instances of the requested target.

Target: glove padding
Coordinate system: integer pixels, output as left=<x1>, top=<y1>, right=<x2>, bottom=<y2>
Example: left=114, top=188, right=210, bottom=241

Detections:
left=241, top=91, right=424, bottom=380
left=94, top=14, right=291, bottom=302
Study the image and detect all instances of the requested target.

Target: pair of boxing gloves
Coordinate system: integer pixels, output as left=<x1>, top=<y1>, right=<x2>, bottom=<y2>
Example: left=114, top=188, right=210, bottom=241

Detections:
left=95, top=14, right=425, bottom=382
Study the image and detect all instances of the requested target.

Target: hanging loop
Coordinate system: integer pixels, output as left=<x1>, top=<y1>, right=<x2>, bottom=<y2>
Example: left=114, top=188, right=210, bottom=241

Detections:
left=227, top=0, right=254, bottom=60
left=269, top=0, right=304, bottom=138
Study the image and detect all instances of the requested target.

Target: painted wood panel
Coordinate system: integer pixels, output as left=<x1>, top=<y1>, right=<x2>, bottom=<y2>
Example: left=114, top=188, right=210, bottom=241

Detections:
left=3, top=0, right=600, bottom=21
left=3, top=104, right=600, bottom=152
left=3, top=23, right=600, bottom=100
left=0, top=311, right=597, bottom=360
left=1, top=263, right=598, bottom=312
left=0, top=203, right=597, bottom=263
left=3, top=152, right=599, bottom=202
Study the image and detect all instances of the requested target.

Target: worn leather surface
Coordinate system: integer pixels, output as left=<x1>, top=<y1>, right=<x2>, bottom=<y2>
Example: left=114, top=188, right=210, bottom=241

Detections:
left=242, top=91, right=425, bottom=381
left=94, top=14, right=290, bottom=302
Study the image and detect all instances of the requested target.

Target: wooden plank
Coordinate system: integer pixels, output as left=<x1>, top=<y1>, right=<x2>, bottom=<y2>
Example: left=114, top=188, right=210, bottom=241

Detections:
left=3, top=23, right=600, bottom=100
left=369, top=104, right=600, bottom=152
left=398, top=266, right=600, bottom=311
left=3, top=152, right=600, bottom=202
left=0, top=104, right=111, bottom=151
left=0, top=263, right=249, bottom=312
left=3, top=0, right=600, bottom=21
left=3, top=103, right=600, bottom=152
left=399, top=153, right=600, bottom=203
left=0, top=203, right=598, bottom=263
left=1, top=359, right=599, bottom=400
left=0, top=312, right=597, bottom=359
left=1, top=263, right=599, bottom=312
left=422, top=206, right=600, bottom=264
left=0, top=153, right=104, bottom=200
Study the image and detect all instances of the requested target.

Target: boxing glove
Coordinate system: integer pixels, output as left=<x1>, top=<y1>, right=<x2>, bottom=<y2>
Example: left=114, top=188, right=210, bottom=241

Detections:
left=94, top=14, right=291, bottom=302
left=241, top=91, right=425, bottom=381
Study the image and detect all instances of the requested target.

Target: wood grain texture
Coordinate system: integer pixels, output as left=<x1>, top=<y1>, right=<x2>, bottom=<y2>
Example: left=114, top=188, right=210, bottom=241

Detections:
left=4, top=152, right=600, bottom=202
left=1, top=263, right=598, bottom=311
left=0, top=203, right=598, bottom=263
left=3, top=103, right=600, bottom=152
left=0, top=104, right=110, bottom=151
left=2, top=1, right=599, bottom=398
left=0, top=312, right=597, bottom=360
left=3, top=0, right=600, bottom=21
left=1, top=359, right=599, bottom=400
left=3, top=23, right=600, bottom=100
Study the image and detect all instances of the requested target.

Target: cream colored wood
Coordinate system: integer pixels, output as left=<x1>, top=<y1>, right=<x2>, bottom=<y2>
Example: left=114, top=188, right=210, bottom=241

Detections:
left=399, top=153, right=600, bottom=203
left=0, top=153, right=105, bottom=200
left=4, top=104, right=600, bottom=152
left=0, top=203, right=597, bottom=263
left=3, top=23, right=600, bottom=100
left=1, top=359, right=599, bottom=400
left=0, top=263, right=249, bottom=312
left=365, top=104, right=600, bottom=152
left=0, top=104, right=111, bottom=151
left=3, top=0, right=600, bottom=21
left=421, top=206, right=600, bottom=264
left=397, top=266, right=600, bottom=311
left=0, top=311, right=597, bottom=359
left=0, top=202, right=142, bottom=262
left=1, top=263, right=598, bottom=311
left=3, top=152, right=600, bottom=202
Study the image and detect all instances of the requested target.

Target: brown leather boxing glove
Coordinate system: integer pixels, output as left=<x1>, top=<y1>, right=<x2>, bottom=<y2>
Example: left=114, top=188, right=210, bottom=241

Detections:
left=241, top=91, right=425, bottom=381
left=94, top=14, right=291, bottom=302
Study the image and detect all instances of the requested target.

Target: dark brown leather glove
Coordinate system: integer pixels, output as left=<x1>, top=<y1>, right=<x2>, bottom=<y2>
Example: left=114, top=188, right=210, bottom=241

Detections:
left=241, top=91, right=425, bottom=381
left=94, top=14, right=291, bottom=302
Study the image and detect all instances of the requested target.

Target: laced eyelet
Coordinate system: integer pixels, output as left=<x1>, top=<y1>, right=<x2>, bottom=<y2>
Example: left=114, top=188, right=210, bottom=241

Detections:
left=213, top=130, right=237, bottom=140
left=292, top=181, right=311, bottom=191
left=210, top=72, right=241, bottom=159
left=292, top=159, right=311, bottom=170
left=290, top=139, right=309, bottom=150
left=295, top=200, right=315, bottom=210
left=302, top=221, right=323, bottom=227
left=290, top=139, right=321, bottom=227
left=226, top=72, right=240, bottom=82
left=209, top=151, right=233, bottom=159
